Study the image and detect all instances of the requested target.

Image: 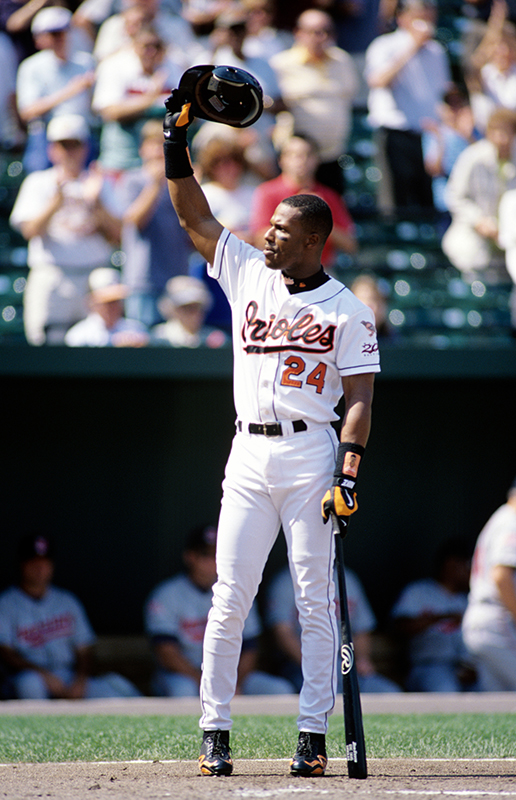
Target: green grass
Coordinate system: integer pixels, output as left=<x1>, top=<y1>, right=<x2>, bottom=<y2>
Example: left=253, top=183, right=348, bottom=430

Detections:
left=0, top=714, right=515, bottom=763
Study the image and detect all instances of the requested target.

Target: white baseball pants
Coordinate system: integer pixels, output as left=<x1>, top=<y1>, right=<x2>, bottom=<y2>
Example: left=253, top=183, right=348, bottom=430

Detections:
left=200, top=424, right=339, bottom=734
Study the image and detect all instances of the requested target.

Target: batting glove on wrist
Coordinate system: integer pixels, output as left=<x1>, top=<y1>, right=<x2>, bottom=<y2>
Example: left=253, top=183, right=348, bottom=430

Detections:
left=321, top=477, right=358, bottom=526
left=163, top=90, right=194, bottom=141
left=163, top=90, right=194, bottom=179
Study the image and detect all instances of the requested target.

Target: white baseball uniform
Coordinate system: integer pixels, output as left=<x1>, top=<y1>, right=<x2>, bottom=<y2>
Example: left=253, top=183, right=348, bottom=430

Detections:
left=199, top=230, right=380, bottom=735
left=462, top=502, right=516, bottom=690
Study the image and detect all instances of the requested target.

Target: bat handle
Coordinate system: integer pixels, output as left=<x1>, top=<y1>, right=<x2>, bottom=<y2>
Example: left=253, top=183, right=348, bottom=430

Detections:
left=330, top=510, right=348, bottom=538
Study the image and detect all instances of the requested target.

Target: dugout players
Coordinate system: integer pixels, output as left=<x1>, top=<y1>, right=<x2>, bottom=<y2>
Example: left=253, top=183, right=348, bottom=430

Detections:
left=0, top=534, right=141, bottom=700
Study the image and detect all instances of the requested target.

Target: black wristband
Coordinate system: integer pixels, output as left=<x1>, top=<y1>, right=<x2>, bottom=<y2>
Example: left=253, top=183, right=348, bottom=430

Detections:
left=163, top=140, right=194, bottom=179
left=333, top=441, right=365, bottom=482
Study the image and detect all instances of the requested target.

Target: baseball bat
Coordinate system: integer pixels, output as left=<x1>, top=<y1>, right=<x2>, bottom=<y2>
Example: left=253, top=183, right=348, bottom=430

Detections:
left=331, top=511, right=368, bottom=780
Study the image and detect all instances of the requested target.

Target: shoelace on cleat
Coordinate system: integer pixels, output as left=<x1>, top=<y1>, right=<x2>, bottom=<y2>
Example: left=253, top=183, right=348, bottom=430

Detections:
left=206, top=731, right=230, bottom=758
left=296, top=733, right=313, bottom=757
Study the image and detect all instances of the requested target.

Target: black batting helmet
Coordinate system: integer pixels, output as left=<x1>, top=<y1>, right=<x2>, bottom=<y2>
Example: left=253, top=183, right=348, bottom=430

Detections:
left=177, top=64, right=263, bottom=128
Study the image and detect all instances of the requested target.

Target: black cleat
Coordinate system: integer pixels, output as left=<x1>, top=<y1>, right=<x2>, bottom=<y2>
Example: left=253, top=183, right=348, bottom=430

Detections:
left=290, top=731, right=327, bottom=777
left=199, top=729, right=233, bottom=776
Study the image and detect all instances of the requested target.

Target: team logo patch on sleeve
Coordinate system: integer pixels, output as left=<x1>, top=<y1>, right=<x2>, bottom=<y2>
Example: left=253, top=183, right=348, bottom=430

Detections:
left=361, top=320, right=376, bottom=336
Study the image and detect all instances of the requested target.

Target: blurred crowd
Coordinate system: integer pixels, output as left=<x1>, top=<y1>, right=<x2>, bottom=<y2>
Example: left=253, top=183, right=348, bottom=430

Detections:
left=2, top=471, right=516, bottom=699
left=2, top=0, right=516, bottom=344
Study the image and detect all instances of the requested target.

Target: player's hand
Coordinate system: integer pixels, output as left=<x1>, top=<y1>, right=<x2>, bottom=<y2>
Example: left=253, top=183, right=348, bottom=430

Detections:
left=321, top=476, right=358, bottom=532
left=163, top=90, right=194, bottom=142
left=163, top=90, right=195, bottom=178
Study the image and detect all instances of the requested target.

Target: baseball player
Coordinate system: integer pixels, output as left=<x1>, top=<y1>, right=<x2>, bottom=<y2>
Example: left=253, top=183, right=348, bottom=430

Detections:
left=162, top=71, right=380, bottom=778
left=0, top=534, right=141, bottom=700
left=462, top=476, right=516, bottom=691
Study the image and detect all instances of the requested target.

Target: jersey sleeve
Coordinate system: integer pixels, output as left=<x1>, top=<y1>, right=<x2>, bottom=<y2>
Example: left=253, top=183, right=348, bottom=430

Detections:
left=335, top=303, right=380, bottom=376
left=208, top=229, right=265, bottom=304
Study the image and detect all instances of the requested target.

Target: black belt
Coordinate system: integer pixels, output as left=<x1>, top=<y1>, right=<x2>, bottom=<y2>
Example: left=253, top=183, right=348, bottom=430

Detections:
left=238, top=420, right=307, bottom=436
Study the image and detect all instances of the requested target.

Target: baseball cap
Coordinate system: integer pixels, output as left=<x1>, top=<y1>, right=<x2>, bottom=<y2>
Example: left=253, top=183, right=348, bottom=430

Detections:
left=47, top=114, right=90, bottom=143
left=185, top=524, right=217, bottom=554
left=88, top=268, right=129, bottom=303
left=18, top=533, right=54, bottom=562
left=159, top=276, right=212, bottom=318
left=31, top=6, right=72, bottom=35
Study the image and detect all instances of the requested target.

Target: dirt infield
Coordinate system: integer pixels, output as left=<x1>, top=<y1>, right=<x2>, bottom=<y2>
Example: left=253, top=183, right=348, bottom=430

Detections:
left=2, top=758, right=516, bottom=800
left=2, top=694, right=516, bottom=799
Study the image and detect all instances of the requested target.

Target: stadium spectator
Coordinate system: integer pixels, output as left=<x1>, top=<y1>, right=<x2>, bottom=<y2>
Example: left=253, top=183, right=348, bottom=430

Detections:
left=465, top=0, right=516, bottom=132
left=92, top=0, right=199, bottom=64
left=391, top=538, right=478, bottom=692
left=462, top=475, right=516, bottom=690
left=151, top=275, right=229, bottom=348
left=9, top=114, right=122, bottom=346
left=249, top=133, right=357, bottom=270
left=15, top=6, right=96, bottom=173
left=0, top=533, right=142, bottom=700
left=270, top=7, right=359, bottom=194
left=198, top=136, right=259, bottom=242
left=117, top=119, right=192, bottom=327
left=350, top=274, right=394, bottom=341
left=441, top=106, right=516, bottom=283
left=266, top=565, right=402, bottom=694
left=240, top=0, right=293, bottom=61
left=64, top=267, right=149, bottom=346
left=144, top=524, right=294, bottom=697
left=497, top=186, right=516, bottom=333
left=92, top=26, right=183, bottom=173
left=0, top=30, right=25, bottom=150
left=210, top=8, right=286, bottom=180
left=364, top=0, right=451, bottom=215
left=421, top=86, right=480, bottom=226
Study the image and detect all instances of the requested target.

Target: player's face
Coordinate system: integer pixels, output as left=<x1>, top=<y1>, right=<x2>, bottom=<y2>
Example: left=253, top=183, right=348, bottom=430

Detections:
left=263, top=203, right=314, bottom=276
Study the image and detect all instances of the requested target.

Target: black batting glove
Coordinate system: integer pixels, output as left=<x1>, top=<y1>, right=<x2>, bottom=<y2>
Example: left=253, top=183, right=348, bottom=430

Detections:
left=321, top=443, right=364, bottom=535
left=163, top=90, right=195, bottom=179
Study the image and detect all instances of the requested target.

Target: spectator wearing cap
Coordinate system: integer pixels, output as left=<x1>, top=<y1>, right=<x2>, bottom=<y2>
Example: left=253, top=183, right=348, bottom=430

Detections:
left=364, top=0, right=452, bottom=215
left=64, top=267, right=149, bottom=346
left=151, top=275, right=229, bottom=348
left=0, top=534, right=142, bottom=700
left=15, top=6, right=96, bottom=173
left=9, top=113, right=123, bottom=345
left=144, top=524, right=295, bottom=697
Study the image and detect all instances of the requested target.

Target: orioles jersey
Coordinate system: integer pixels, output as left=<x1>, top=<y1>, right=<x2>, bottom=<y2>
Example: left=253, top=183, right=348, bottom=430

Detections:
left=208, top=230, right=380, bottom=425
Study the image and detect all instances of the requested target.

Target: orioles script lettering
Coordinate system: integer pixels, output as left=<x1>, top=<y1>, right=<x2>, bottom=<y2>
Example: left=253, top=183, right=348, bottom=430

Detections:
left=242, top=301, right=336, bottom=354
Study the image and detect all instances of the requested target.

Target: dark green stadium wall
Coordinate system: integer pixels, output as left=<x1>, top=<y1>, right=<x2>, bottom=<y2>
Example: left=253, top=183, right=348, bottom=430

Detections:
left=2, top=358, right=515, bottom=633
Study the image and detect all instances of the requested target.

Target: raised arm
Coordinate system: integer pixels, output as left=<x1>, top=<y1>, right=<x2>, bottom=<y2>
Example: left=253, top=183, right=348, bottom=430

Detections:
left=163, top=93, right=223, bottom=266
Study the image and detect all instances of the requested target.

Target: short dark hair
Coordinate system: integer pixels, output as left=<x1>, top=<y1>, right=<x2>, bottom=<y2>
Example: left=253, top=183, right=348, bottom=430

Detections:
left=280, top=194, right=333, bottom=245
